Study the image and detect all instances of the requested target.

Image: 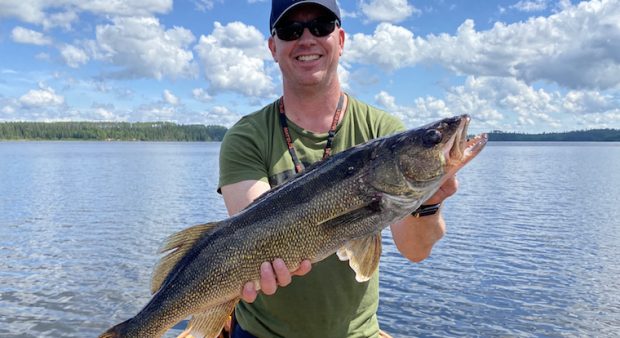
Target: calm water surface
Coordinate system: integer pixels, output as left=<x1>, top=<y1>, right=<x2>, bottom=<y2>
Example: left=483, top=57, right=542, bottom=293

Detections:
left=1, top=141, right=618, bottom=337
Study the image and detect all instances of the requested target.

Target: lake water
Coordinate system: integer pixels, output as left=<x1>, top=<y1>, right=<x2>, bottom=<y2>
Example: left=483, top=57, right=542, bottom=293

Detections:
left=0, top=141, right=618, bottom=337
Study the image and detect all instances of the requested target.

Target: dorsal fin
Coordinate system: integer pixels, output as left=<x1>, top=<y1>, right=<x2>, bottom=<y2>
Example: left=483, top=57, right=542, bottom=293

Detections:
left=150, top=222, right=218, bottom=294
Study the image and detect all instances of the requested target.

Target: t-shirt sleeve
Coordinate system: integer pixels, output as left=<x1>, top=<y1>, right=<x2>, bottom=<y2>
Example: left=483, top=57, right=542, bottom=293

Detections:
left=376, top=112, right=406, bottom=137
left=218, top=118, right=269, bottom=193
left=365, top=101, right=406, bottom=138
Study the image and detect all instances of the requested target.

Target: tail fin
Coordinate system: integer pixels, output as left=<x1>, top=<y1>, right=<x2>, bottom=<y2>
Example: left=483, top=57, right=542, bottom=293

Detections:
left=98, top=319, right=131, bottom=338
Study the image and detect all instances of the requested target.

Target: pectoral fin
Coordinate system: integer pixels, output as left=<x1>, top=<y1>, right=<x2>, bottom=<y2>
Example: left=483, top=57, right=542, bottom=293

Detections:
left=337, top=233, right=382, bottom=282
left=177, top=298, right=238, bottom=338
left=317, top=196, right=382, bottom=229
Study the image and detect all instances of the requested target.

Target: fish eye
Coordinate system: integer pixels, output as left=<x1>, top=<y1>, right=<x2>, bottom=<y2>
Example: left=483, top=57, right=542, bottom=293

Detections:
left=423, top=129, right=442, bottom=147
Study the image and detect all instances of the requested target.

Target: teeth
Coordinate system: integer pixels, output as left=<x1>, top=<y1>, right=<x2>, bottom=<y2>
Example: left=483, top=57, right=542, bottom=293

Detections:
left=297, top=55, right=320, bottom=61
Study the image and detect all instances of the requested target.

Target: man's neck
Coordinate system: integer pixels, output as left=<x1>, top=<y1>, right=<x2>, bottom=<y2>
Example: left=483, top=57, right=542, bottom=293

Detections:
left=281, top=85, right=346, bottom=133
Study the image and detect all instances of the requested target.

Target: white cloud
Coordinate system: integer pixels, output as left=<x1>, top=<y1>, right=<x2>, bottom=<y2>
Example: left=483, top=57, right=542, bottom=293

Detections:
left=19, top=85, right=64, bottom=108
left=93, top=16, right=196, bottom=79
left=441, top=77, right=561, bottom=129
left=360, top=0, right=420, bottom=23
left=337, top=65, right=351, bottom=92
left=163, top=89, right=180, bottom=105
left=373, top=74, right=620, bottom=132
left=0, top=1, right=46, bottom=25
left=2, top=106, right=15, bottom=115
left=375, top=90, right=398, bottom=111
left=35, top=52, right=51, bottom=61
left=134, top=102, right=177, bottom=121
left=60, top=44, right=89, bottom=68
left=555, top=0, right=573, bottom=11
left=346, top=0, right=620, bottom=90
left=511, top=0, right=548, bottom=12
left=2, top=0, right=618, bottom=132
left=90, top=104, right=123, bottom=121
left=194, top=21, right=275, bottom=98
left=77, top=0, right=172, bottom=17
left=373, top=77, right=615, bottom=132
left=343, top=23, right=425, bottom=70
left=11, top=26, right=52, bottom=45
left=0, top=0, right=172, bottom=26
left=192, top=0, right=222, bottom=11
left=121, top=90, right=186, bottom=122
left=575, top=110, right=620, bottom=129
left=42, top=10, right=78, bottom=30
left=562, top=90, right=615, bottom=115
left=374, top=90, right=455, bottom=128
left=202, top=106, right=241, bottom=127
left=192, top=88, right=212, bottom=102
left=94, top=107, right=116, bottom=120
left=0, top=94, right=20, bottom=120
left=210, top=21, right=269, bottom=57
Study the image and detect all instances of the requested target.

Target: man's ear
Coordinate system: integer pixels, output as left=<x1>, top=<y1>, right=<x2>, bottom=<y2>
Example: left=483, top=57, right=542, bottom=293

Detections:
left=268, top=36, right=278, bottom=63
left=339, top=28, right=345, bottom=56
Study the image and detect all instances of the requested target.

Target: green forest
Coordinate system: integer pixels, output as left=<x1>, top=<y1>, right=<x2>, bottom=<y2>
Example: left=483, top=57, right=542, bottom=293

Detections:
left=0, top=121, right=227, bottom=141
left=487, top=129, right=620, bottom=141
left=1, top=121, right=619, bottom=142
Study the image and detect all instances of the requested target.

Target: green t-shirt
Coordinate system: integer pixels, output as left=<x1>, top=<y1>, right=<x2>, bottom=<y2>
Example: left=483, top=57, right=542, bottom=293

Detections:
left=218, top=95, right=404, bottom=338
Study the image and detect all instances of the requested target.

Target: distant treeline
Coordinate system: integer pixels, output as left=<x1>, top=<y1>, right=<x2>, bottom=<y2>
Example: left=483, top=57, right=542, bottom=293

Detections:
left=488, top=129, right=620, bottom=142
left=0, top=121, right=228, bottom=141
left=2, top=121, right=619, bottom=142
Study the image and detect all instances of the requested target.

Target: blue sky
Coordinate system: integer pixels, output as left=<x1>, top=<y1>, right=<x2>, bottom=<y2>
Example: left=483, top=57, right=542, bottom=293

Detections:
left=1, top=0, right=619, bottom=133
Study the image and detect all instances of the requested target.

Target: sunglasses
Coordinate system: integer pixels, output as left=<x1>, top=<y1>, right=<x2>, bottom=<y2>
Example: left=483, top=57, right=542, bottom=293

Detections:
left=272, top=18, right=339, bottom=41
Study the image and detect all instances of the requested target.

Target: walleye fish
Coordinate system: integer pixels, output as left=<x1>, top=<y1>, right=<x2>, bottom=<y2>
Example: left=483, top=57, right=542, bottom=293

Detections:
left=99, top=114, right=487, bottom=338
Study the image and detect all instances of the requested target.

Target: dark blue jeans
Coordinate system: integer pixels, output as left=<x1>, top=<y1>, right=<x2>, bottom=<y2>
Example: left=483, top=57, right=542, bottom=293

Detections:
left=232, top=321, right=257, bottom=338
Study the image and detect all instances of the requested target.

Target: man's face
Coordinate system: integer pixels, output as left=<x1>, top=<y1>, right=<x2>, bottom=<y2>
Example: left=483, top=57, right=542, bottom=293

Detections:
left=268, top=4, right=345, bottom=90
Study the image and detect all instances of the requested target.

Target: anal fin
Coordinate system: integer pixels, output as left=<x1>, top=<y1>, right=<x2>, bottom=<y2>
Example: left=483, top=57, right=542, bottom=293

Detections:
left=177, top=298, right=238, bottom=338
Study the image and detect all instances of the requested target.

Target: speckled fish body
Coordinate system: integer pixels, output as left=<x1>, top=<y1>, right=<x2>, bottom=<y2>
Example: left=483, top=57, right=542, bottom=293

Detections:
left=99, top=114, right=487, bottom=338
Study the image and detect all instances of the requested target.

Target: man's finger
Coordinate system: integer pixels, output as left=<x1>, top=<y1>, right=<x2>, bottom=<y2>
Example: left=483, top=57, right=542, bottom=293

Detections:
left=272, top=258, right=292, bottom=287
left=260, top=261, right=278, bottom=295
left=292, top=260, right=312, bottom=276
left=242, top=281, right=257, bottom=303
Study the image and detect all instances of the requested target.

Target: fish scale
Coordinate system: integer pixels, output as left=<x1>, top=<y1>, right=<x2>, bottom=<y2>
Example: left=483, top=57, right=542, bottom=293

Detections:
left=99, top=114, right=487, bottom=338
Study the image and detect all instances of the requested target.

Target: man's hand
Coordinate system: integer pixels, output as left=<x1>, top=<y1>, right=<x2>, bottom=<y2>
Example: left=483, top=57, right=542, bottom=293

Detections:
left=390, top=175, right=459, bottom=262
left=241, top=259, right=312, bottom=303
left=425, top=175, right=459, bottom=205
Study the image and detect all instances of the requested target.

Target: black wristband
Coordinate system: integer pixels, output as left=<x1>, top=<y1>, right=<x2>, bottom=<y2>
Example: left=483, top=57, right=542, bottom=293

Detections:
left=411, top=203, right=441, bottom=218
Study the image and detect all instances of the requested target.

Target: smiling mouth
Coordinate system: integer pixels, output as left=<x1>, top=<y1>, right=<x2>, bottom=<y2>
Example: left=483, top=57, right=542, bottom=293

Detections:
left=296, top=54, right=321, bottom=62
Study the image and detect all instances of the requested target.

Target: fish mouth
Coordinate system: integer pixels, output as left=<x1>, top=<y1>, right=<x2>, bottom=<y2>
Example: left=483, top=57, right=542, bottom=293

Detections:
left=443, top=115, right=488, bottom=175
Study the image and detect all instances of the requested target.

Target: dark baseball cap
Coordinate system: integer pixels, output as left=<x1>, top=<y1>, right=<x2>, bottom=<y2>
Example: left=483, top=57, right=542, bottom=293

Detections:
left=270, top=0, right=341, bottom=30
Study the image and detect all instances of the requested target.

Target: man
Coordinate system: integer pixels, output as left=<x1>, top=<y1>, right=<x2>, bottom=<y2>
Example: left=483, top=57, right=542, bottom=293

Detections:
left=218, top=1, right=458, bottom=337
